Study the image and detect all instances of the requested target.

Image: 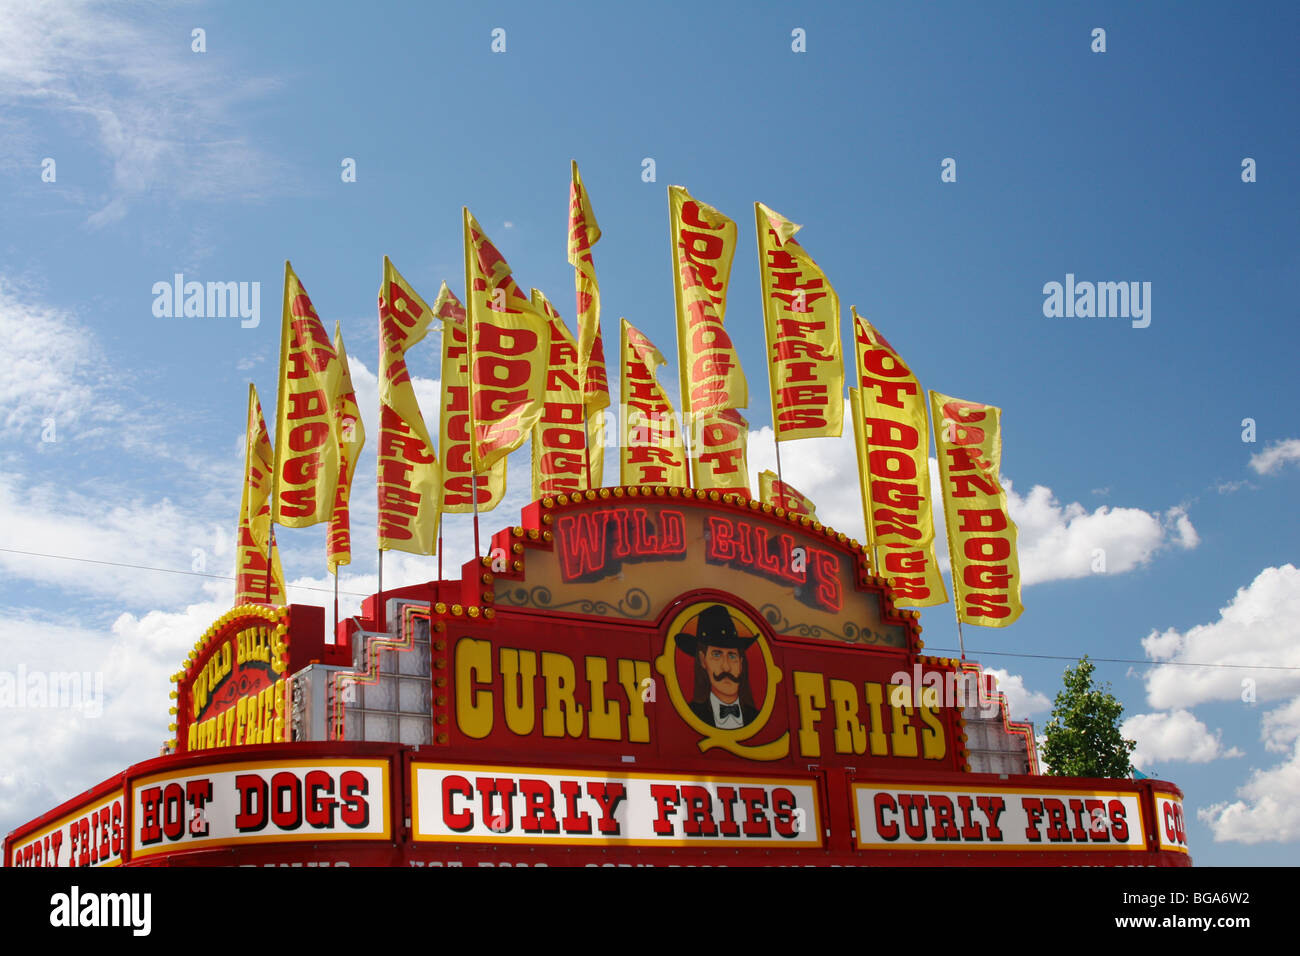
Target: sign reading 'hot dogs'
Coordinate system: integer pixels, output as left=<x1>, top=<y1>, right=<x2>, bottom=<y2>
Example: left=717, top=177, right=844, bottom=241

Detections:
left=130, top=759, right=389, bottom=858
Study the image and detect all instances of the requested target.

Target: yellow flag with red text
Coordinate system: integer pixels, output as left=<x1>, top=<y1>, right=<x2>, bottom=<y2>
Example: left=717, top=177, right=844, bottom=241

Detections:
left=930, top=389, right=1023, bottom=626
left=326, top=323, right=365, bottom=572
left=620, top=318, right=688, bottom=487
left=235, top=383, right=286, bottom=606
left=463, top=208, right=549, bottom=472
left=668, top=186, right=749, bottom=489
left=531, top=290, right=589, bottom=499
left=852, top=310, right=947, bottom=608
left=692, top=408, right=750, bottom=491
left=435, top=283, right=507, bottom=513
left=377, top=257, right=441, bottom=555
left=569, top=161, right=608, bottom=487
left=756, top=202, right=843, bottom=441
left=272, top=262, right=341, bottom=528
left=759, top=470, right=817, bottom=517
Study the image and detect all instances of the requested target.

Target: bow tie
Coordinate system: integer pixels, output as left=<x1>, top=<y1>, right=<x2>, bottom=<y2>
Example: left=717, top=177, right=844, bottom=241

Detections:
left=719, top=703, right=741, bottom=719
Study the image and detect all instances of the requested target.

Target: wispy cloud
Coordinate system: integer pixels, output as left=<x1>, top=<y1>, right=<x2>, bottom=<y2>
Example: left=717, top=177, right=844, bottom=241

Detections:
left=1249, top=439, right=1300, bottom=476
left=0, top=0, right=284, bottom=227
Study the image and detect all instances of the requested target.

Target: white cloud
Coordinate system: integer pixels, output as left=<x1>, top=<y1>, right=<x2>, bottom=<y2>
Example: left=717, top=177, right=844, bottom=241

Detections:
left=1165, top=506, right=1200, bottom=550
left=1261, top=697, right=1300, bottom=754
left=0, top=471, right=226, bottom=610
left=1198, top=737, right=1300, bottom=844
left=1249, top=439, right=1300, bottom=475
left=983, top=668, right=1051, bottom=718
left=0, top=280, right=106, bottom=435
left=0, top=596, right=226, bottom=827
left=1122, top=709, right=1243, bottom=767
left=1007, top=484, right=1198, bottom=585
left=1196, top=694, right=1300, bottom=843
left=745, top=402, right=1198, bottom=587
left=1216, top=479, right=1254, bottom=495
left=0, top=0, right=284, bottom=226
left=1142, top=565, right=1300, bottom=710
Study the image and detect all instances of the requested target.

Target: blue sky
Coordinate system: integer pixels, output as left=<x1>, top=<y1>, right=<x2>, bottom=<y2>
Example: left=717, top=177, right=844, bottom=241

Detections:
left=1, top=1, right=1297, bottom=864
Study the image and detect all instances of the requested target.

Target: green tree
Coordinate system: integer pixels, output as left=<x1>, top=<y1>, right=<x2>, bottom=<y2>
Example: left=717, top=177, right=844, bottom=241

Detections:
left=1041, top=656, right=1136, bottom=778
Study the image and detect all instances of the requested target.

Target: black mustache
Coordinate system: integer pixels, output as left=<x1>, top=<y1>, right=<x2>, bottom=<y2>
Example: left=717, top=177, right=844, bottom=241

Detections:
left=710, top=673, right=739, bottom=683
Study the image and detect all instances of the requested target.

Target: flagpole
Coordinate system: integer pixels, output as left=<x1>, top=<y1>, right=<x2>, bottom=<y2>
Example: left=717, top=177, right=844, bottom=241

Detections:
left=332, top=569, right=338, bottom=642
left=471, top=472, right=481, bottom=557
left=755, top=203, right=787, bottom=508
left=463, top=207, right=484, bottom=557
left=376, top=548, right=384, bottom=632
left=582, top=420, right=593, bottom=492
left=931, top=408, right=967, bottom=660
left=268, top=261, right=293, bottom=607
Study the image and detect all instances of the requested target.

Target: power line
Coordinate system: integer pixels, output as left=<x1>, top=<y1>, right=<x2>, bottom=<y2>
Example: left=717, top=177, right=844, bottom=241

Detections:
left=924, top=646, right=1300, bottom=672
left=0, top=547, right=373, bottom=598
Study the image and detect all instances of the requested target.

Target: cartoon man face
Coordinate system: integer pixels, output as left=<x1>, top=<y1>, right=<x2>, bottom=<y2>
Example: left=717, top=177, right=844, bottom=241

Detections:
left=698, top=644, right=744, bottom=704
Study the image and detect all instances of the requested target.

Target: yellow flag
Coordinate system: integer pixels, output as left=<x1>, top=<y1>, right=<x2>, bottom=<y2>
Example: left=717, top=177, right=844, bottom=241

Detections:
left=668, top=186, right=749, bottom=488
left=668, top=185, right=746, bottom=417
left=693, top=408, right=750, bottom=491
left=620, top=318, right=688, bottom=487
left=235, top=383, right=286, bottom=606
left=272, top=262, right=341, bottom=528
left=759, top=470, right=817, bottom=517
left=434, top=283, right=507, bottom=513
left=852, top=310, right=948, bottom=608
left=326, top=324, right=365, bottom=572
left=755, top=203, right=843, bottom=441
left=930, top=389, right=1023, bottom=626
left=531, top=290, right=589, bottom=499
left=463, top=208, right=550, bottom=472
left=377, top=257, right=441, bottom=555
left=569, top=161, right=609, bottom=486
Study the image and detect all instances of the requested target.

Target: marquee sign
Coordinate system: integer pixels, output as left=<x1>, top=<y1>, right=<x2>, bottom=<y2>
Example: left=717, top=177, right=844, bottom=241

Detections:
left=5, top=492, right=1192, bottom=868
left=174, top=605, right=295, bottom=753
left=496, top=492, right=910, bottom=648
left=1153, top=790, right=1189, bottom=854
left=447, top=601, right=960, bottom=772
left=8, top=785, right=126, bottom=868
left=412, top=761, right=822, bottom=848
left=130, top=757, right=390, bottom=859
left=851, top=783, right=1146, bottom=852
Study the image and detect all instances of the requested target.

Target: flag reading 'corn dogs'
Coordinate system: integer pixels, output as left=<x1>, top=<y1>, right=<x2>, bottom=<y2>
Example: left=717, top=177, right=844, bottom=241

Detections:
left=668, top=186, right=749, bottom=489
left=569, top=161, right=608, bottom=486
left=930, top=389, right=1023, bottom=626
left=326, top=323, right=365, bottom=572
left=620, top=318, right=688, bottom=487
left=463, top=209, right=549, bottom=472
left=758, top=470, right=818, bottom=517
left=852, top=310, right=947, bottom=608
left=235, top=383, right=285, bottom=606
left=531, top=289, right=588, bottom=498
left=756, top=203, right=843, bottom=441
left=377, top=257, right=440, bottom=555
left=435, top=283, right=506, bottom=513
left=272, top=262, right=341, bottom=528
